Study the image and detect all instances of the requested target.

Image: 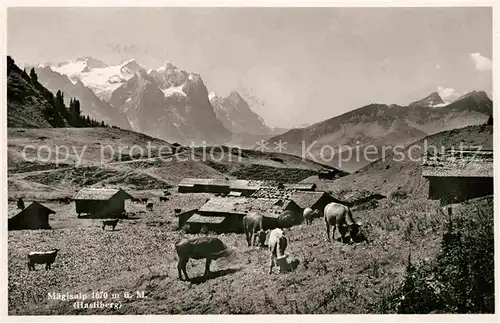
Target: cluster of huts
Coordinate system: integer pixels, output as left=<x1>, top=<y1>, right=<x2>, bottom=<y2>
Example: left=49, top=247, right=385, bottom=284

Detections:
left=8, top=148, right=493, bottom=231
left=176, top=178, right=342, bottom=233
left=8, top=188, right=134, bottom=230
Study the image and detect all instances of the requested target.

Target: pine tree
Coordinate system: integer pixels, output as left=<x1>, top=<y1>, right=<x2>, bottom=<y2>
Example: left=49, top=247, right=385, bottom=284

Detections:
left=29, top=68, right=38, bottom=83
left=487, top=115, right=493, bottom=126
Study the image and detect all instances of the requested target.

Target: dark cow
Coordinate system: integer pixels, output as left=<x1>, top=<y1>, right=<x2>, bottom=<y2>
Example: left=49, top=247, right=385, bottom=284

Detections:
left=163, top=191, right=171, bottom=196
left=242, top=212, right=274, bottom=247
left=324, top=202, right=362, bottom=243
left=17, top=197, right=25, bottom=210
left=141, top=198, right=149, bottom=204
left=132, top=198, right=141, bottom=204
left=277, top=210, right=301, bottom=228
left=175, top=237, right=232, bottom=281
left=59, top=197, right=71, bottom=205
left=102, top=219, right=120, bottom=230
left=159, top=196, right=169, bottom=202
left=28, top=249, right=60, bottom=271
left=146, top=202, right=154, bottom=210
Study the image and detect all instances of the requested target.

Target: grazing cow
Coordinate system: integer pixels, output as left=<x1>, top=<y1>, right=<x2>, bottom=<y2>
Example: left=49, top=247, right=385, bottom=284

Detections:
left=159, top=196, right=169, bottom=202
left=28, top=249, right=60, bottom=271
left=141, top=198, right=149, bottom=204
left=268, top=228, right=288, bottom=274
left=175, top=237, right=231, bottom=281
left=146, top=202, right=154, bottom=210
left=324, top=202, right=362, bottom=243
left=303, top=207, right=320, bottom=225
left=277, top=210, right=300, bottom=228
left=102, top=219, right=120, bottom=230
left=242, top=212, right=274, bottom=247
left=17, top=197, right=25, bottom=210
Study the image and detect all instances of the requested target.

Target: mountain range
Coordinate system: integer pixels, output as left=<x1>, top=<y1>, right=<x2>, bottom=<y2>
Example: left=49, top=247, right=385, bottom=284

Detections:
left=34, top=57, right=276, bottom=145
left=265, top=90, right=493, bottom=172
left=14, top=56, right=493, bottom=173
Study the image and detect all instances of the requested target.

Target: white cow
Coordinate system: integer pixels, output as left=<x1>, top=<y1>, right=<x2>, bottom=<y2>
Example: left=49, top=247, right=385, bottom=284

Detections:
left=267, top=228, right=288, bottom=274
left=303, top=207, right=320, bottom=225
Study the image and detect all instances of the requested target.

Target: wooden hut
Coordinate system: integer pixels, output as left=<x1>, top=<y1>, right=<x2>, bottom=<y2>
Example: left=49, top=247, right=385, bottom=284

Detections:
left=178, top=178, right=230, bottom=194
left=422, top=149, right=493, bottom=204
left=251, top=187, right=296, bottom=200
left=177, top=208, right=199, bottom=229
left=188, top=196, right=302, bottom=232
left=8, top=201, right=54, bottom=230
left=74, top=188, right=133, bottom=218
left=290, top=191, right=341, bottom=212
left=228, top=179, right=266, bottom=196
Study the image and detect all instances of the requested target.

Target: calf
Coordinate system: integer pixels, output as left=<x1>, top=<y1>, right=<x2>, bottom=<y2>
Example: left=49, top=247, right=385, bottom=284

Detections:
left=28, top=249, right=60, bottom=271
left=242, top=212, right=275, bottom=247
left=102, top=219, right=120, bottom=230
left=268, top=228, right=288, bottom=274
left=58, top=197, right=71, bottom=204
left=17, top=197, right=25, bottom=210
left=146, top=202, right=154, bottom=210
left=303, top=207, right=320, bottom=225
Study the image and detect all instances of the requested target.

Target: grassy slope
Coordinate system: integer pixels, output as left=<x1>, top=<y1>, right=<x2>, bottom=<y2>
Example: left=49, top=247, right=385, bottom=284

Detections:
left=10, top=195, right=492, bottom=314
left=9, top=193, right=457, bottom=315
left=7, top=65, right=55, bottom=128
left=302, top=125, right=493, bottom=198
left=8, top=128, right=338, bottom=199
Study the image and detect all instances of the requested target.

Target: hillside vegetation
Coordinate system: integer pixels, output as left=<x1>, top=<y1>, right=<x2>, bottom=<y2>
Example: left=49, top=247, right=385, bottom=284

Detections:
left=7, top=128, right=338, bottom=199
left=301, top=124, right=493, bottom=199
left=8, top=194, right=493, bottom=314
left=7, top=56, right=108, bottom=129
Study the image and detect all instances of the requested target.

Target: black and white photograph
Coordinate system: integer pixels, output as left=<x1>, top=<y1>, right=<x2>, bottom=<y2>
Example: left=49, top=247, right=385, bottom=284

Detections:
left=2, top=2, right=496, bottom=318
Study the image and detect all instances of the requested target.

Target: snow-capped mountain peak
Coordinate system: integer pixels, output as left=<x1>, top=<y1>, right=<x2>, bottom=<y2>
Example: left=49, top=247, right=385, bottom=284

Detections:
left=48, top=57, right=145, bottom=101
left=409, top=92, right=446, bottom=108
left=208, top=91, right=217, bottom=101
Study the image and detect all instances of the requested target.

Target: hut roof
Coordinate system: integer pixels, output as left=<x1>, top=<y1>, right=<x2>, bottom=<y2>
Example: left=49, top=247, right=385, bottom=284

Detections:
left=74, top=188, right=132, bottom=201
left=422, top=149, right=493, bottom=178
left=186, top=213, right=227, bottom=224
left=229, top=179, right=265, bottom=190
left=178, top=178, right=229, bottom=187
left=9, top=201, right=55, bottom=219
left=198, top=196, right=286, bottom=215
left=228, top=191, right=243, bottom=197
left=284, top=183, right=317, bottom=191
left=291, top=191, right=332, bottom=209
left=251, top=187, right=296, bottom=200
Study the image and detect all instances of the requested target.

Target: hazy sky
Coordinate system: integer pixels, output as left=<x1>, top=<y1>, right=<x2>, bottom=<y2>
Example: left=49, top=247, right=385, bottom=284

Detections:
left=8, top=7, right=493, bottom=128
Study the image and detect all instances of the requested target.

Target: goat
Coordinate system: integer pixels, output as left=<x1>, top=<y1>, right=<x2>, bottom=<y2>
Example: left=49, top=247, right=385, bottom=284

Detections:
left=102, top=219, right=120, bottom=230
left=28, top=249, right=60, bottom=271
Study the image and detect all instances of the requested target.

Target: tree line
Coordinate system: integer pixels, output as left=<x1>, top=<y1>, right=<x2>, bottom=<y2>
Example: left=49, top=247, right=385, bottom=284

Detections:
left=8, top=55, right=111, bottom=128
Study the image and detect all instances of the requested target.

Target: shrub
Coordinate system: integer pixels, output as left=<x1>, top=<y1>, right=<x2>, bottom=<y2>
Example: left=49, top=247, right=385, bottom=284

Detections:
left=389, top=189, right=408, bottom=201
left=375, top=198, right=494, bottom=313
